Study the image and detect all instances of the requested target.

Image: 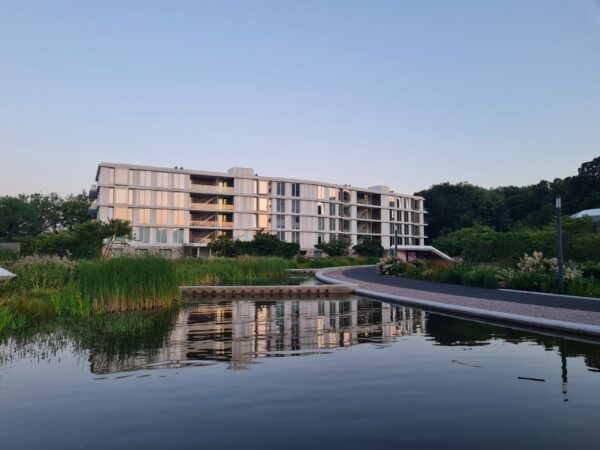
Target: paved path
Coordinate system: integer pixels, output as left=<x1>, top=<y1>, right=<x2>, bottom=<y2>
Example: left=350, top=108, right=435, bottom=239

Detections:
left=323, top=266, right=600, bottom=328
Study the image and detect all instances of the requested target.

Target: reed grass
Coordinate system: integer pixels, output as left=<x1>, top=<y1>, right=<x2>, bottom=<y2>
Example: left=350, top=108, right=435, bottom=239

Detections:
left=175, top=256, right=290, bottom=286
left=76, top=257, right=177, bottom=312
left=0, top=255, right=294, bottom=333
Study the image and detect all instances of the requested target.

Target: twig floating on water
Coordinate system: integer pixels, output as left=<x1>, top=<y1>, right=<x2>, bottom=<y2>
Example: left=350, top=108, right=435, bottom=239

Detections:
left=451, top=359, right=482, bottom=368
left=518, top=376, right=545, bottom=382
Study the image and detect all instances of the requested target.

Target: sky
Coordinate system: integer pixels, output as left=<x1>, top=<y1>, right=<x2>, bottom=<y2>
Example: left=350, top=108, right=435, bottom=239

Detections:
left=1, top=0, right=599, bottom=196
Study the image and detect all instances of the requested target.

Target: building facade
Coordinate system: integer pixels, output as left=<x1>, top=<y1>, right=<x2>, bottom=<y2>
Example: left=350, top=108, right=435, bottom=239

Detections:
left=90, top=162, right=427, bottom=257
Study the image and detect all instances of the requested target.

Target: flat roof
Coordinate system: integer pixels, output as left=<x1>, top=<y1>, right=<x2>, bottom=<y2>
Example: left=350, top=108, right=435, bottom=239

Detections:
left=97, top=162, right=424, bottom=199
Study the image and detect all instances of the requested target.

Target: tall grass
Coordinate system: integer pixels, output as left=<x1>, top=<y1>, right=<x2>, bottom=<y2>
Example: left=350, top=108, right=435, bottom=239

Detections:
left=0, top=255, right=295, bottom=333
left=76, top=257, right=177, bottom=312
left=175, top=256, right=290, bottom=286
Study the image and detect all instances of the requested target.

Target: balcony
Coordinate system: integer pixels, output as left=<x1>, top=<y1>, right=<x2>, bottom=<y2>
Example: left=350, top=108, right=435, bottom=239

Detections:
left=190, top=220, right=233, bottom=228
left=88, top=184, right=98, bottom=201
left=190, top=184, right=234, bottom=194
left=190, top=203, right=234, bottom=211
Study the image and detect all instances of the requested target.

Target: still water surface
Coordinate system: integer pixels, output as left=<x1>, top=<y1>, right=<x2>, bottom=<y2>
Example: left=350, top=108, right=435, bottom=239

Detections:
left=1, top=297, right=600, bottom=449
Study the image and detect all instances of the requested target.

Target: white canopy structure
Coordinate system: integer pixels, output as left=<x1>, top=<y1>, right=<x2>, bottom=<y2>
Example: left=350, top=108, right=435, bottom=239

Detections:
left=0, top=267, right=16, bottom=281
left=388, top=245, right=453, bottom=262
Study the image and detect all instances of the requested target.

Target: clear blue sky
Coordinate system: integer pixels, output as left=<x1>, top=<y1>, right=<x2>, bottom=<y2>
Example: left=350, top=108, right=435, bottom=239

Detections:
left=1, top=0, right=599, bottom=196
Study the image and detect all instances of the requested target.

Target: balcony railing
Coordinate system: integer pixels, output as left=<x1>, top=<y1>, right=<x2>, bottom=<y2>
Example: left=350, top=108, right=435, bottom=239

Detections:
left=190, top=203, right=234, bottom=211
left=190, top=220, right=234, bottom=228
left=190, top=185, right=234, bottom=194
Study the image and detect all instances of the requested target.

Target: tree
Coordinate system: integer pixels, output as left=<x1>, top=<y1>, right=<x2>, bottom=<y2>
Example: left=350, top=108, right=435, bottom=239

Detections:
left=37, top=219, right=132, bottom=259
left=353, top=238, right=385, bottom=257
left=61, top=192, right=92, bottom=230
left=207, top=230, right=300, bottom=258
left=315, top=237, right=350, bottom=257
left=0, top=196, right=40, bottom=240
left=208, top=235, right=240, bottom=257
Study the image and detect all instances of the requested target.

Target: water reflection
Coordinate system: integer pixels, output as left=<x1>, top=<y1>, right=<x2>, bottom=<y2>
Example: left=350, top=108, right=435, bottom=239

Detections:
left=91, top=298, right=427, bottom=372
left=2, top=297, right=600, bottom=377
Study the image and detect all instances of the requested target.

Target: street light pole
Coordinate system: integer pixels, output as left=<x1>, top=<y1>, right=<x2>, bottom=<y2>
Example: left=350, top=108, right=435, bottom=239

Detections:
left=556, top=196, right=564, bottom=293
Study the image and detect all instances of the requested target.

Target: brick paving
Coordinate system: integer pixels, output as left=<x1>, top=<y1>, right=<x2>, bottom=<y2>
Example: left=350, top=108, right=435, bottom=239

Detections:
left=326, top=267, right=600, bottom=327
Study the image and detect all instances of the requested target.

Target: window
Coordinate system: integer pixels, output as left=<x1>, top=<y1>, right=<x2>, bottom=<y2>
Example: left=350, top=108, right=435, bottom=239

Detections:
left=291, top=183, right=300, bottom=197
left=156, top=229, right=168, bottom=243
left=106, top=188, right=114, bottom=204
left=318, top=217, right=324, bottom=231
left=114, top=188, right=129, bottom=204
left=157, top=209, right=169, bottom=225
left=276, top=182, right=286, bottom=196
left=277, top=231, right=285, bottom=241
left=291, top=199, right=300, bottom=214
left=276, top=215, right=285, bottom=229
left=317, top=202, right=323, bottom=215
left=173, top=210, right=185, bottom=226
left=329, top=218, right=336, bottom=231
left=173, top=229, right=184, bottom=244
left=157, top=172, right=170, bottom=188
left=173, top=174, right=185, bottom=189
left=138, top=208, right=151, bottom=224
left=293, top=216, right=300, bottom=230
left=329, top=203, right=336, bottom=216
left=103, top=167, right=115, bottom=184
left=157, top=191, right=169, bottom=207
left=328, top=188, right=338, bottom=201
left=258, top=214, right=269, bottom=228
left=139, top=171, right=152, bottom=187
left=258, top=198, right=269, bottom=212
left=317, top=186, right=326, bottom=199
left=138, top=227, right=150, bottom=243
left=114, top=207, right=131, bottom=221
left=258, top=180, right=269, bottom=195
left=115, top=168, right=130, bottom=185
left=139, top=190, right=151, bottom=206
left=292, top=231, right=300, bottom=244
left=276, top=198, right=285, bottom=213
left=173, top=192, right=185, bottom=208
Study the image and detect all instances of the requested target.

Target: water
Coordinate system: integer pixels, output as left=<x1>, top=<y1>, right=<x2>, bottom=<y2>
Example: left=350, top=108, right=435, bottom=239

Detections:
left=1, top=297, right=600, bottom=449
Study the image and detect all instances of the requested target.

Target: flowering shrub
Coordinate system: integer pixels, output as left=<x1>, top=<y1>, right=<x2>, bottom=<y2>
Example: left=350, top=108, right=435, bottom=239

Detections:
left=517, top=251, right=582, bottom=281
left=377, top=256, right=407, bottom=276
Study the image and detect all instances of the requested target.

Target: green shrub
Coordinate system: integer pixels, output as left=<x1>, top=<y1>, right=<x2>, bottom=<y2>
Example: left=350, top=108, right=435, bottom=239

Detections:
left=462, top=267, right=499, bottom=289
left=353, top=238, right=385, bottom=257
left=0, top=248, right=18, bottom=262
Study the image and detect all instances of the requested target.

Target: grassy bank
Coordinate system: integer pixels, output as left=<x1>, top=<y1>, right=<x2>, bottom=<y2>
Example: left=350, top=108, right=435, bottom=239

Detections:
left=0, top=255, right=291, bottom=333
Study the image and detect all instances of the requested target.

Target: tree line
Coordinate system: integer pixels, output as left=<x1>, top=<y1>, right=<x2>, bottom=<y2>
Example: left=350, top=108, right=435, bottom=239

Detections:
left=417, top=156, right=600, bottom=240
left=417, top=156, right=600, bottom=262
left=0, top=192, right=130, bottom=259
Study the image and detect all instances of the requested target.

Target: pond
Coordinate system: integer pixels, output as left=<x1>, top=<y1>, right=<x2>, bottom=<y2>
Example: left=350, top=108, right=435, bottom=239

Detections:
left=1, top=297, right=600, bottom=449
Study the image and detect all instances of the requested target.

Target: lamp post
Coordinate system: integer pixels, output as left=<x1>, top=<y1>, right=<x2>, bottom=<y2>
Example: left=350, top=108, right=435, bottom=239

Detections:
left=556, top=196, right=564, bottom=293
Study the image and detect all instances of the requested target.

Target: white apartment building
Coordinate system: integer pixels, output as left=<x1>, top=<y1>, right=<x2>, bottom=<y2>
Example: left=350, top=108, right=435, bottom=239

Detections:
left=90, top=162, right=427, bottom=258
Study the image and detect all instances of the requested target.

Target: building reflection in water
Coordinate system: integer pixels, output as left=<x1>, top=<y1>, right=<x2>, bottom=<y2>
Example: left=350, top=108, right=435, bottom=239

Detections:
left=99, top=298, right=427, bottom=372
